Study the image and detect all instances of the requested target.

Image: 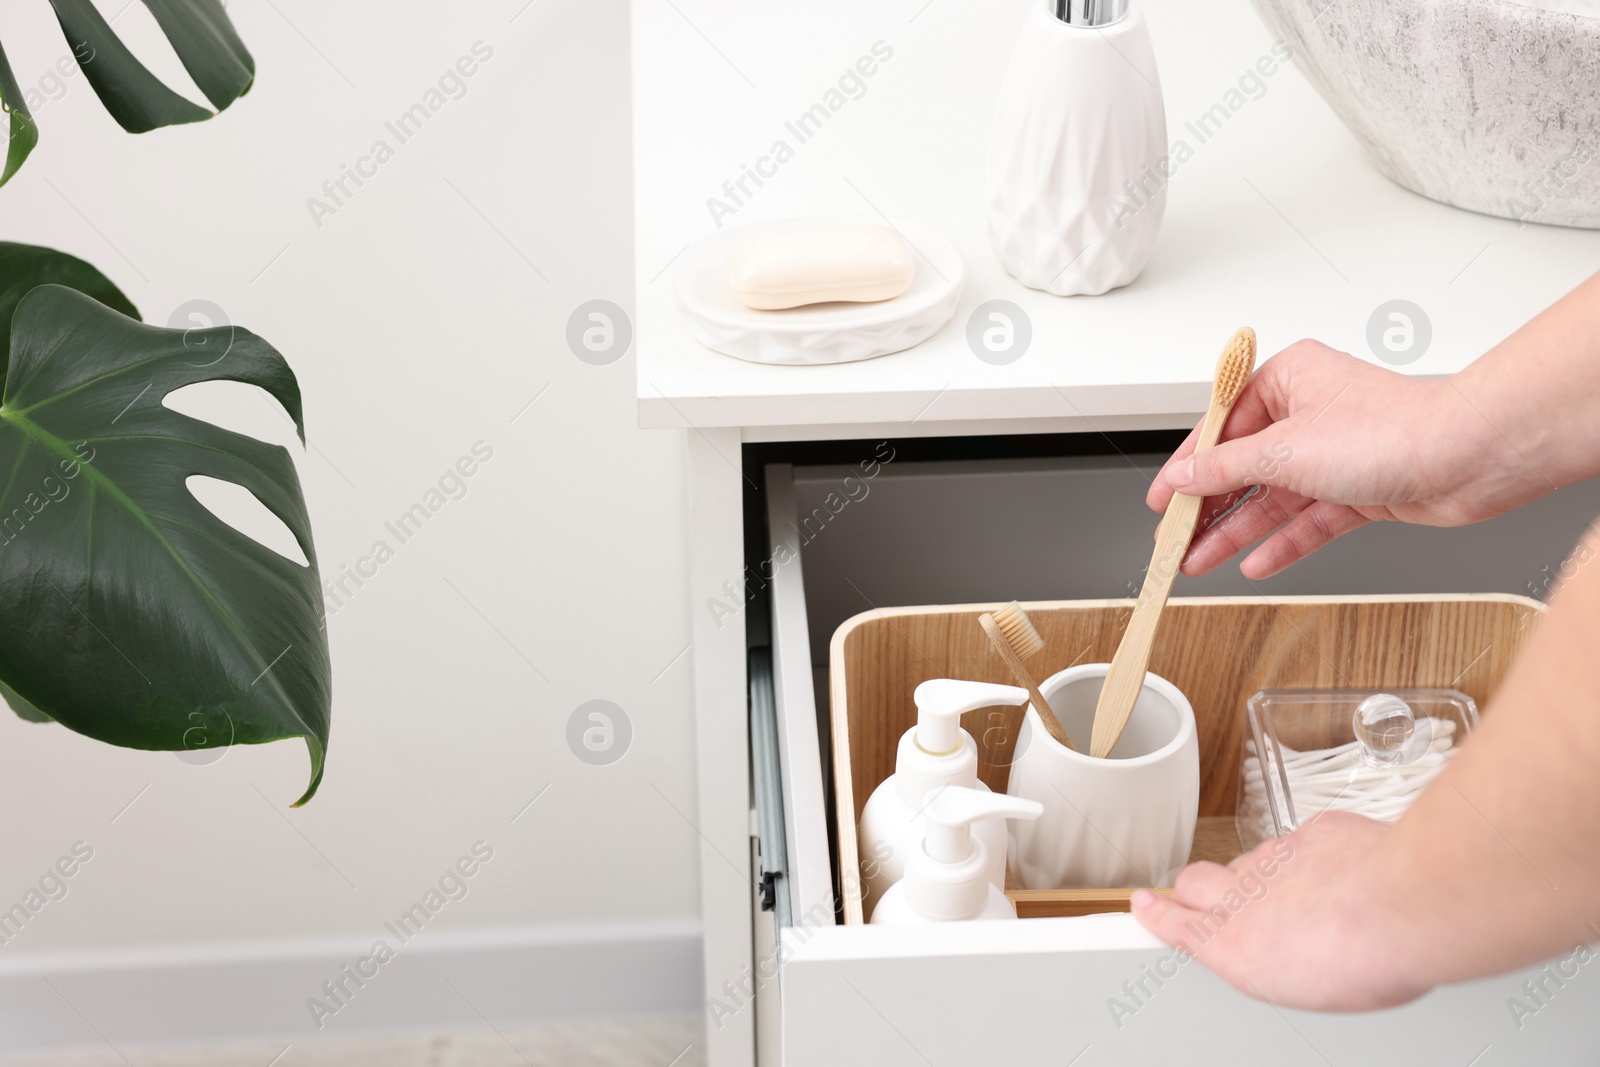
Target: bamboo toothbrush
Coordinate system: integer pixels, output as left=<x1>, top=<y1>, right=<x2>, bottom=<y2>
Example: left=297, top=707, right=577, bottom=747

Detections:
left=1089, top=327, right=1257, bottom=759
left=979, top=601, right=1075, bottom=751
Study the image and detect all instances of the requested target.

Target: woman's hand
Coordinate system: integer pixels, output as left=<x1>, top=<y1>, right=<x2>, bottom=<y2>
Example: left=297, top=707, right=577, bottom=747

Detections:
left=1130, top=812, right=1431, bottom=1012
left=1146, top=340, right=1549, bottom=579
left=1133, top=276, right=1600, bottom=1012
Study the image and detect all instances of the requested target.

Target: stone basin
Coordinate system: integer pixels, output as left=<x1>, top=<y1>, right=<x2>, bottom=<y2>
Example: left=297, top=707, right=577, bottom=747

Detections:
left=1250, top=0, right=1600, bottom=227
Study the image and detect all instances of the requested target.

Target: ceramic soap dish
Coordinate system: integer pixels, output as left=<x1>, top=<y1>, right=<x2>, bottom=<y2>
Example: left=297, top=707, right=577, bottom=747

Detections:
left=673, top=218, right=963, bottom=366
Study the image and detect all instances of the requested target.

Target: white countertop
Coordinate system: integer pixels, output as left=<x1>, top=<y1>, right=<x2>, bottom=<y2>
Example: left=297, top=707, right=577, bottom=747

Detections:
left=631, top=0, right=1600, bottom=433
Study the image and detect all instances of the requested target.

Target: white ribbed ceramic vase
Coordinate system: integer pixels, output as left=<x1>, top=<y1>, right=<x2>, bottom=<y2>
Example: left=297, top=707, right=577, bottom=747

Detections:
left=986, top=0, right=1167, bottom=296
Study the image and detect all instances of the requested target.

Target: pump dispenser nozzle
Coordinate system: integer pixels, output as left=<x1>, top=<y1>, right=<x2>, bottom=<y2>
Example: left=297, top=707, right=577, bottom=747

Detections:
left=913, top=679, right=1029, bottom=754
left=922, top=787, right=1044, bottom=864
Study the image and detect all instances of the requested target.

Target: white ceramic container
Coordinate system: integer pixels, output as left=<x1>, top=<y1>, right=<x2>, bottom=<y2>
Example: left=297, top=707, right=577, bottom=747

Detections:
left=986, top=0, right=1168, bottom=296
left=1007, top=662, right=1199, bottom=890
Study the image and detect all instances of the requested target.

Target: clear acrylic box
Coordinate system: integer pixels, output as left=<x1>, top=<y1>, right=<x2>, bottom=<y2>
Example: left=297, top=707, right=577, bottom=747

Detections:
left=1237, top=688, right=1479, bottom=851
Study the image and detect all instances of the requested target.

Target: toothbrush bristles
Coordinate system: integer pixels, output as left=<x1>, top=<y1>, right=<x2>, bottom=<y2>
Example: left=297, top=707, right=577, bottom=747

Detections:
left=992, top=601, right=1045, bottom=659
left=1214, top=327, right=1256, bottom=407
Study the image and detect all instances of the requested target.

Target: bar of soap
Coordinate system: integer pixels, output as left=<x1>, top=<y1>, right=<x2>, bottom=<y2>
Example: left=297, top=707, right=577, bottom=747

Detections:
left=727, top=222, right=915, bottom=310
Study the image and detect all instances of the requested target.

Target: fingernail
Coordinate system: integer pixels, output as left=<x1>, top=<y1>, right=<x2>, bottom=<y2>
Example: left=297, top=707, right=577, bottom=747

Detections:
left=1168, top=458, right=1194, bottom=487
left=1130, top=889, right=1155, bottom=908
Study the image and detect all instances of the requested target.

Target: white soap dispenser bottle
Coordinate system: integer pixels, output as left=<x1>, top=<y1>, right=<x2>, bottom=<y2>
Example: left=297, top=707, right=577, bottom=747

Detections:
left=986, top=0, right=1167, bottom=296
left=857, top=679, right=1028, bottom=920
left=871, top=786, right=1044, bottom=924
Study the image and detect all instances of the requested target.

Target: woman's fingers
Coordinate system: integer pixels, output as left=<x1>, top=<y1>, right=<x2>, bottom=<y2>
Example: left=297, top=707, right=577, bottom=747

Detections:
left=1149, top=363, right=1285, bottom=513
left=1240, top=500, right=1370, bottom=579
left=1130, top=888, right=1196, bottom=948
left=1164, top=431, right=1297, bottom=500
left=1155, top=486, right=1254, bottom=542
left=1134, top=861, right=1241, bottom=956
left=1194, top=486, right=1258, bottom=534
left=1172, top=860, right=1238, bottom=908
left=1182, top=486, right=1314, bottom=576
left=1147, top=421, right=1204, bottom=513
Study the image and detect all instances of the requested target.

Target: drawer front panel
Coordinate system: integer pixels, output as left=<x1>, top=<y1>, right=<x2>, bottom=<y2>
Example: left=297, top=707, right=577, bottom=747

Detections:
left=781, top=921, right=1599, bottom=1066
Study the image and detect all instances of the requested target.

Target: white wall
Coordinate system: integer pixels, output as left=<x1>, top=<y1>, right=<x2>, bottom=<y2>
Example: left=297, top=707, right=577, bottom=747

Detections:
left=0, top=0, right=700, bottom=1047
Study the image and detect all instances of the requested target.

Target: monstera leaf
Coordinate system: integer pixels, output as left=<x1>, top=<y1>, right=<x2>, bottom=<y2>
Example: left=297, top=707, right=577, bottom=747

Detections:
left=0, top=0, right=254, bottom=188
left=0, top=40, right=38, bottom=187
left=0, top=245, right=329, bottom=804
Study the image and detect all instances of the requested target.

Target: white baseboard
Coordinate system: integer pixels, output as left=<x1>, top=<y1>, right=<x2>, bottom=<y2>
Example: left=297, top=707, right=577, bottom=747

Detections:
left=0, top=919, right=703, bottom=1054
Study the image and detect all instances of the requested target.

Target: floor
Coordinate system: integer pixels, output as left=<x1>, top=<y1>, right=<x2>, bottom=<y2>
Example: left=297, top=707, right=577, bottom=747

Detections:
left=0, top=1016, right=703, bottom=1067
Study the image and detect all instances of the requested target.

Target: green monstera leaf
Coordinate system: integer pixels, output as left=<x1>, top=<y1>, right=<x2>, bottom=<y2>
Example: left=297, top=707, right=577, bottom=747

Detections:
left=0, top=243, right=137, bottom=352
left=0, top=247, right=329, bottom=804
left=0, top=39, right=39, bottom=187
left=0, top=0, right=254, bottom=188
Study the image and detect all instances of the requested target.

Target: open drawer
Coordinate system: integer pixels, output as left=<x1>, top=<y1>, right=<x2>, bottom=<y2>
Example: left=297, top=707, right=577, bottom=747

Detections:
left=756, top=457, right=1600, bottom=1066
left=830, top=596, right=1531, bottom=924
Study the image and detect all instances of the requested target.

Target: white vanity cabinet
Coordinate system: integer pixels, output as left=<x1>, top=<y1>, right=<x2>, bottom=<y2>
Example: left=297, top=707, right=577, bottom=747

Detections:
left=632, top=1, right=1600, bottom=1063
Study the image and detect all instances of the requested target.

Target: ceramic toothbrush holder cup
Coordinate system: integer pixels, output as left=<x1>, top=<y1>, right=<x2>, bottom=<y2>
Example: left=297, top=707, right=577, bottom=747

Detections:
left=1007, top=663, right=1199, bottom=890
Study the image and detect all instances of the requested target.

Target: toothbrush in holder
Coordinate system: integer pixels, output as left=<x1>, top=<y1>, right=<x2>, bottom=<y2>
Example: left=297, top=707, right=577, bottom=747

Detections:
left=1089, top=327, right=1257, bottom=759
left=979, top=601, right=1076, bottom=751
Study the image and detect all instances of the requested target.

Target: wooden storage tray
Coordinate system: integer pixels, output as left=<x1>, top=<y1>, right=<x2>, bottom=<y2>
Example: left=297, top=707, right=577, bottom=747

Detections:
left=829, top=594, right=1540, bottom=925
